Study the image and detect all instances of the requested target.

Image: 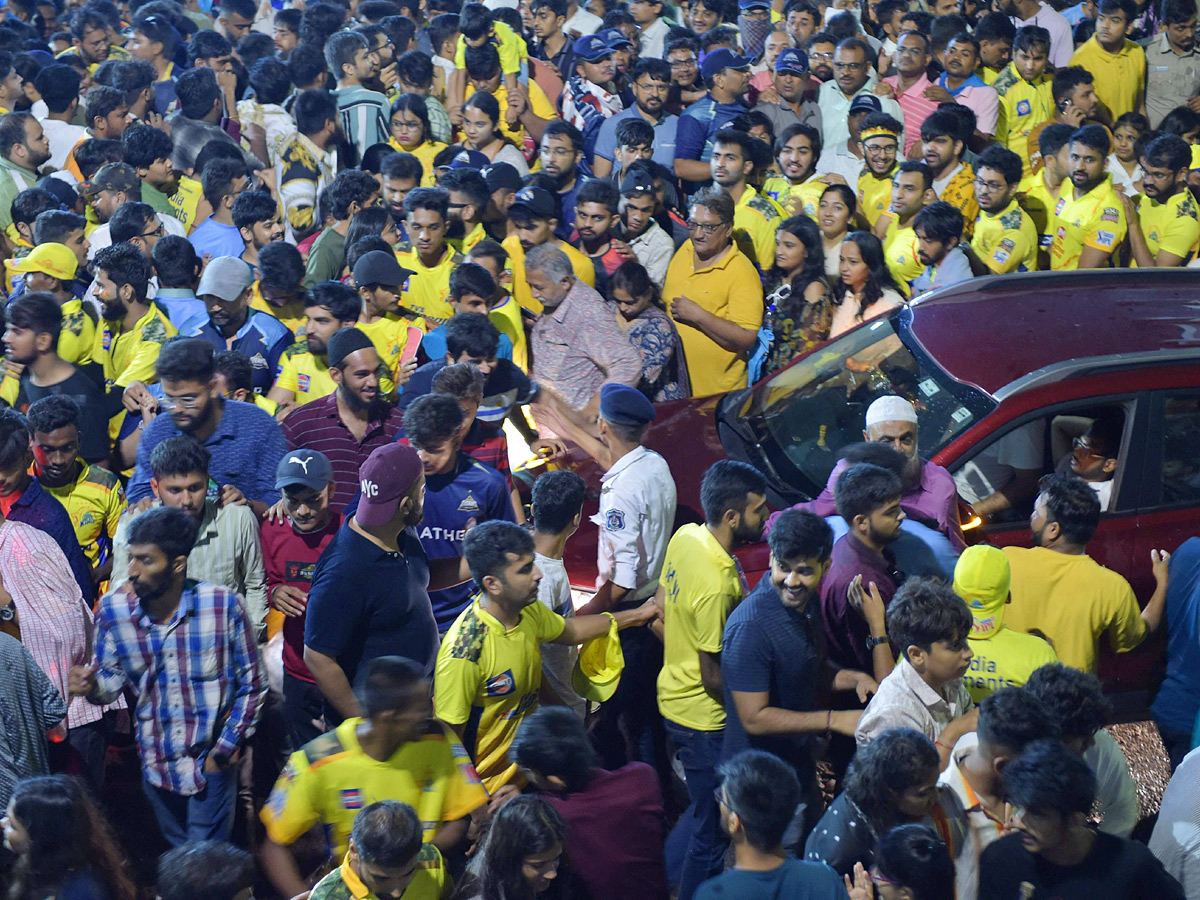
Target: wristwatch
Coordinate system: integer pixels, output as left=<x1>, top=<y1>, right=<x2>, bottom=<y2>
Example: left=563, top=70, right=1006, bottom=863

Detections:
left=864, top=633, right=889, bottom=651
left=0, top=603, right=14, bottom=622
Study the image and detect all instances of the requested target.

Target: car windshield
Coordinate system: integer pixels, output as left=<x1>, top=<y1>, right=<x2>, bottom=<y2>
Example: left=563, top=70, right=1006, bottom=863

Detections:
left=737, top=315, right=996, bottom=498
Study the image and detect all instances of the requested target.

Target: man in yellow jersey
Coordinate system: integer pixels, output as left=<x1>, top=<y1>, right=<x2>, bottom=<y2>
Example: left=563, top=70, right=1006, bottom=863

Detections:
left=420, top=264, right=516, bottom=363
left=502, top=186, right=596, bottom=314
left=873, top=161, right=935, bottom=294
left=656, top=460, right=769, bottom=900
left=1020, top=122, right=1076, bottom=268
left=1049, top=124, right=1127, bottom=269
left=993, top=26, right=1054, bottom=180
left=436, top=521, right=657, bottom=792
left=976, top=12, right=1016, bottom=84
left=354, top=251, right=423, bottom=393
left=261, top=656, right=484, bottom=899
left=251, top=242, right=309, bottom=336
left=91, top=243, right=177, bottom=395
left=269, top=282, right=362, bottom=410
left=396, top=188, right=463, bottom=328
left=462, top=43, right=557, bottom=152
left=710, top=129, right=784, bottom=271
left=1069, top=0, right=1146, bottom=120
left=1120, top=134, right=1200, bottom=266
left=856, top=113, right=903, bottom=227
left=439, top=167, right=489, bottom=255
left=972, top=145, right=1039, bottom=272
left=921, top=110, right=979, bottom=238
left=448, top=6, right=528, bottom=128
left=6, top=244, right=94, bottom=365
left=763, top=123, right=826, bottom=219
left=307, top=801, right=453, bottom=900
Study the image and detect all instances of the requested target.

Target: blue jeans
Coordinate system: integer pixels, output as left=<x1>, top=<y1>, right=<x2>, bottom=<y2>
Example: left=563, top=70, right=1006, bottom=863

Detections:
left=664, top=721, right=727, bottom=900
left=143, top=765, right=238, bottom=847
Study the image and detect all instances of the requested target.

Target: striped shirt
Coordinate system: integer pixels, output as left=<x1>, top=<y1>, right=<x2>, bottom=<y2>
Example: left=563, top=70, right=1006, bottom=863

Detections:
left=282, top=393, right=406, bottom=510
left=0, top=632, right=67, bottom=808
left=110, top=501, right=269, bottom=637
left=334, top=86, right=391, bottom=163
left=885, top=72, right=941, bottom=155
left=88, top=579, right=267, bottom=796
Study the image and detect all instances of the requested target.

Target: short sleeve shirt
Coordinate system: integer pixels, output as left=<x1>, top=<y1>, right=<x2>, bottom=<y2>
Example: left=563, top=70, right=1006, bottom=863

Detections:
left=396, top=244, right=464, bottom=327
left=1050, top=176, right=1127, bottom=270
left=882, top=217, right=924, bottom=290
left=1136, top=188, right=1200, bottom=264
left=275, top=342, right=337, bottom=405
left=42, top=462, right=126, bottom=566
left=1070, top=36, right=1147, bottom=121
left=973, top=199, right=1039, bottom=273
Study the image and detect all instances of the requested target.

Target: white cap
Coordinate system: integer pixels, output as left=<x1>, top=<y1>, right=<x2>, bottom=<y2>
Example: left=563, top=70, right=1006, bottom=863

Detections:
left=865, top=395, right=918, bottom=429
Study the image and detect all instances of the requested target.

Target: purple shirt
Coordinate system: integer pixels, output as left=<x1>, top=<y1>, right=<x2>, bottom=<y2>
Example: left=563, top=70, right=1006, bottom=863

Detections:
left=818, top=533, right=901, bottom=673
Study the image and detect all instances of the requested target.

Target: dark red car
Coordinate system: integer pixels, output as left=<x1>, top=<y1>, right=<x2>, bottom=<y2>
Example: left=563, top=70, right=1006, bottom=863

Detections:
left=539, top=269, right=1200, bottom=704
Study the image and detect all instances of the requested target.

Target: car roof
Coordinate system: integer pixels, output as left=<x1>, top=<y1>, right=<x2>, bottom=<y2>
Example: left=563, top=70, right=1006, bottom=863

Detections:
left=904, top=270, right=1200, bottom=396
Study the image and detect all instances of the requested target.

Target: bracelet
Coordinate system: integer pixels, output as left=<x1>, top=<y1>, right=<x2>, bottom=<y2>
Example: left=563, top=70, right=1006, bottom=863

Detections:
left=935, top=740, right=953, bottom=751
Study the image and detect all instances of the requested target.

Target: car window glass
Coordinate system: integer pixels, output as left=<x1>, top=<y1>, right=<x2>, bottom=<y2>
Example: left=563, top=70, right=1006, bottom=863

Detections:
left=1162, top=396, right=1200, bottom=505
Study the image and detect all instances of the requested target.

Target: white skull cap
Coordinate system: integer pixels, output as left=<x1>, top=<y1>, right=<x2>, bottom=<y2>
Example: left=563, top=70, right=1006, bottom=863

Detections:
left=865, top=395, right=918, bottom=428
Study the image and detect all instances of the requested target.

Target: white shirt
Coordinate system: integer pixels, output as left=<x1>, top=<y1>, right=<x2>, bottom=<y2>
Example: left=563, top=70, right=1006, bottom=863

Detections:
left=816, top=142, right=865, bottom=185
left=1091, top=478, right=1114, bottom=511
left=1011, top=3, right=1074, bottom=69
left=534, top=553, right=586, bottom=718
left=817, top=74, right=905, bottom=149
left=1149, top=745, right=1200, bottom=893
left=1107, top=152, right=1143, bottom=195
left=563, top=6, right=603, bottom=37
left=855, top=655, right=974, bottom=748
left=39, top=119, right=86, bottom=173
left=954, top=419, right=1044, bottom=505
left=592, top=445, right=676, bottom=602
left=626, top=219, right=674, bottom=287
left=933, top=161, right=965, bottom=199
left=638, top=17, right=670, bottom=60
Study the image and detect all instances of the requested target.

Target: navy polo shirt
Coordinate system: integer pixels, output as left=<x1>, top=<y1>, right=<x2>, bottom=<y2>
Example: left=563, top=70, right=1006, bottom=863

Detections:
left=182, top=310, right=294, bottom=395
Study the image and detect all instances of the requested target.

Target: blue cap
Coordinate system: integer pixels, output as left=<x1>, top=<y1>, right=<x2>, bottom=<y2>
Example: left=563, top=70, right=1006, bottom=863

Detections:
left=738, top=0, right=771, bottom=8
left=599, top=383, right=656, bottom=426
left=444, top=148, right=490, bottom=170
left=574, top=33, right=614, bottom=62
left=275, top=449, right=334, bottom=491
left=599, top=26, right=633, bottom=49
left=700, top=47, right=751, bottom=81
left=775, top=47, right=809, bottom=74
left=848, top=93, right=882, bottom=114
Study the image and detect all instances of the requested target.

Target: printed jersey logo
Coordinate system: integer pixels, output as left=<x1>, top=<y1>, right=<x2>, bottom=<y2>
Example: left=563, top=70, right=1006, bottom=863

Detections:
left=485, top=669, right=516, bottom=697
left=298, top=373, right=310, bottom=392
left=458, top=492, right=480, bottom=513
left=1016, top=99, right=1031, bottom=116
left=605, top=509, right=626, bottom=531
left=340, top=788, right=363, bottom=810
left=285, top=560, right=317, bottom=583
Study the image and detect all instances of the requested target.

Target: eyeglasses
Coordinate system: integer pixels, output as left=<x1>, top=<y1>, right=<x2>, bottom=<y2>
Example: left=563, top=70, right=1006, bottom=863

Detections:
left=1072, top=436, right=1106, bottom=459
left=974, top=177, right=1005, bottom=192
left=160, top=394, right=203, bottom=410
left=686, top=219, right=725, bottom=234
left=833, top=60, right=867, bottom=71
left=138, top=223, right=165, bottom=239
left=809, top=50, right=835, bottom=60
left=669, top=57, right=698, bottom=68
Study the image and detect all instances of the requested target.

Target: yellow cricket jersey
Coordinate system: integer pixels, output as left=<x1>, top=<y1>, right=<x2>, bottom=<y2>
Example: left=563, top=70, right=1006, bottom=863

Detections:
left=455, top=223, right=487, bottom=256
left=972, top=198, right=1039, bottom=273
left=261, top=717, right=486, bottom=859
left=58, top=297, right=95, bottom=366
left=489, top=293, right=528, bottom=372
left=503, top=236, right=595, bottom=315
left=964, top=628, right=1059, bottom=703
left=454, top=21, right=527, bottom=75
left=1070, top=36, right=1146, bottom=121
left=250, top=282, right=307, bottom=336
left=275, top=341, right=337, bottom=404
left=858, top=166, right=898, bottom=227
left=357, top=315, right=424, bottom=389
left=763, top=177, right=826, bottom=218
left=939, top=164, right=980, bottom=240
left=388, top=138, right=449, bottom=187
left=992, top=64, right=1054, bottom=180
left=42, top=462, right=126, bottom=566
left=1135, top=188, right=1200, bottom=264
left=1049, top=175, right=1127, bottom=270
left=167, top=176, right=204, bottom=235
left=1018, top=172, right=1062, bottom=253
left=94, top=303, right=177, bottom=390
left=396, top=244, right=463, bottom=327
left=433, top=595, right=565, bottom=792
left=656, top=523, right=745, bottom=731
left=979, top=65, right=1002, bottom=86
left=881, top=215, right=923, bottom=294
left=732, top=186, right=784, bottom=271
left=309, top=848, right=452, bottom=900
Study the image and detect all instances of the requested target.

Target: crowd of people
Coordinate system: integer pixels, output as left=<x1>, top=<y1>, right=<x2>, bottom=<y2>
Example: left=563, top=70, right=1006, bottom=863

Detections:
left=0, top=0, right=1198, bottom=896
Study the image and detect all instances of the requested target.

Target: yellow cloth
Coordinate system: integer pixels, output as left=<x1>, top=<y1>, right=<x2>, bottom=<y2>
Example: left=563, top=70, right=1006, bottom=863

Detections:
left=662, top=241, right=764, bottom=397
left=274, top=342, right=337, bottom=404
left=732, top=185, right=784, bottom=270
left=503, top=235, right=595, bottom=315
left=1002, top=545, right=1146, bottom=674
left=396, top=244, right=464, bottom=326
left=465, top=79, right=556, bottom=149
left=979, top=65, right=1002, bottom=85
left=309, top=848, right=451, bottom=900
left=762, top=176, right=826, bottom=218
left=939, top=163, right=979, bottom=239
left=260, top=717, right=486, bottom=858
left=972, top=198, right=1039, bottom=273
left=992, top=63, right=1054, bottom=180
left=881, top=215, right=923, bottom=293
left=434, top=595, right=566, bottom=792
left=656, top=523, right=745, bottom=731
left=94, top=302, right=177, bottom=390
left=250, top=282, right=308, bottom=335
left=58, top=297, right=95, bottom=366
left=455, top=222, right=488, bottom=256
left=167, top=176, right=204, bottom=235
left=453, top=21, right=528, bottom=75
left=42, top=462, right=126, bottom=566
left=1018, top=171, right=1061, bottom=254
left=388, top=138, right=449, bottom=186
left=357, top=315, right=423, bottom=390
left=1070, top=36, right=1146, bottom=120
left=858, top=166, right=898, bottom=227
left=488, top=293, right=528, bottom=372
left=1135, top=188, right=1200, bottom=264
left=1049, top=175, right=1127, bottom=270
left=965, top=627, right=1060, bottom=703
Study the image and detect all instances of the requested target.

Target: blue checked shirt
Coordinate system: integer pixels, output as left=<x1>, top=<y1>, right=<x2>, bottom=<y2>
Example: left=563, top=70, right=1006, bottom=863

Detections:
left=88, top=579, right=266, bottom=796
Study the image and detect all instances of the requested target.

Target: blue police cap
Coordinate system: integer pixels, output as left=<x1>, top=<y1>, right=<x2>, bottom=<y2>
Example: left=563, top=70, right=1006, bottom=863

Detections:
left=599, top=383, right=656, bottom=426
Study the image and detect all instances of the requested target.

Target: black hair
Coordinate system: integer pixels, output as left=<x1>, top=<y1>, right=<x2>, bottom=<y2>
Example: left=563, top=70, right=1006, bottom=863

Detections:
left=343, top=208, right=395, bottom=269
left=8, top=292, right=62, bottom=345
left=381, top=150, right=424, bottom=183
left=1038, top=122, right=1076, bottom=158
left=459, top=1, right=493, bottom=40
left=886, top=576, right=973, bottom=656
left=248, top=56, right=292, bottom=106
left=330, top=169, right=379, bottom=220
left=912, top=201, right=964, bottom=245
left=237, top=32, right=277, bottom=74
left=575, top=177, right=618, bottom=216
left=976, top=686, right=1058, bottom=754
left=351, top=801, right=424, bottom=869
left=355, top=655, right=426, bottom=717
left=530, top=0, right=569, bottom=16
left=510, top=706, right=595, bottom=793
left=74, top=137, right=125, bottom=179
left=530, top=469, right=586, bottom=536
left=293, top=88, right=337, bottom=137
left=1001, top=739, right=1097, bottom=817
left=876, top=0, right=908, bottom=25
left=1098, top=0, right=1135, bottom=20
left=718, top=750, right=802, bottom=851
left=766, top=508, right=833, bottom=563
left=896, top=161, right=934, bottom=194
left=468, top=239, right=507, bottom=269
left=464, top=519, right=535, bottom=585
left=0, top=110, right=31, bottom=159
left=1037, top=473, right=1101, bottom=544
left=920, top=109, right=967, bottom=145
left=1144, top=132, right=1192, bottom=171
left=699, top=459, right=766, bottom=525
left=439, top=166, right=489, bottom=213
left=154, top=337, right=215, bottom=384
left=542, top=118, right=584, bottom=153
left=94, top=242, right=152, bottom=305
left=428, top=13, right=461, bottom=54
left=213, top=350, right=253, bottom=395
left=776, top=121, right=822, bottom=161
left=820, top=181, right=857, bottom=217
left=1023, top=663, right=1110, bottom=740
left=609, top=260, right=662, bottom=314
left=359, top=1, right=402, bottom=22
left=1161, top=0, right=1197, bottom=25
left=1159, top=105, right=1200, bottom=139
left=832, top=230, right=901, bottom=316
left=402, top=185, right=449, bottom=220
left=1051, top=65, right=1093, bottom=105
left=221, top=0, right=257, bottom=22
left=69, top=6, right=109, bottom=39
left=152, top=235, right=201, bottom=289
left=0, top=407, right=30, bottom=469
left=258, top=240, right=305, bottom=293
left=900, top=8, right=933, bottom=31
left=929, top=13, right=968, bottom=52
left=665, top=34, right=700, bottom=57
left=845, top=728, right=940, bottom=830
left=1071, top=122, right=1111, bottom=155
left=287, top=43, right=330, bottom=90
left=300, top=3, right=345, bottom=44
left=445, top=312, right=500, bottom=359
left=201, top=157, right=247, bottom=208
left=127, top=504, right=200, bottom=561
left=359, top=143, right=397, bottom=176
left=630, top=57, right=670, bottom=85
left=975, top=144, right=1023, bottom=186
left=1114, top=111, right=1149, bottom=137
left=32, top=210, right=83, bottom=247
left=157, top=841, right=254, bottom=900
left=11, top=189, right=59, bottom=231
left=873, top=825, right=957, bottom=900
left=394, top=51, right=433, bottom=92
left=187, top=29, right=231, bottom=66
left=193, top=142, right=246, bottom=178
left=824, top=11, right=859, bottom=41
left=614, top=116, right=654, bottom=152
left=834, top=461, right=903, bottom=522
left=33, top=62, right=80, bottom=114
left=274, top=7, right=303, bottom=34
left=112, top=59, right=156, bottom=107
left=403, top=393, right=464, bottom=450
left=175, top=66, right=220, bottom=119
left=121, top=122, right=173, bottom=169
left=307, top=280, right=362, bottom=322
left=390, top=92, right=432, bottom=148
left=149, top=433, right=211, bottom=479
left=432, top=361, right=484, bottom=403
left=466, top=796, right=566, bottom=900
left=448, top=261, right=496, bottom=302
left=1013, top=23, right=1051, bottom=54
left=346, top=235, right=393, bottom=274
left=232, top=190, right=278, bottom=231
left=109, top=201, right=156, bottom=244
left=26, top=394, right=81, bottom=440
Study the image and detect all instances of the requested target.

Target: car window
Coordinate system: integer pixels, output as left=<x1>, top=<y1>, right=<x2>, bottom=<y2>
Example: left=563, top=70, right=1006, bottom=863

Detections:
left=1162, top=395, right=1200, bottom=505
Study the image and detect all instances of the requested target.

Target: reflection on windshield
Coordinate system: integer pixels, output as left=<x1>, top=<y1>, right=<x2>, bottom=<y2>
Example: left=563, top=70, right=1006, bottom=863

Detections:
left=744, top=318, right=994, bottom=497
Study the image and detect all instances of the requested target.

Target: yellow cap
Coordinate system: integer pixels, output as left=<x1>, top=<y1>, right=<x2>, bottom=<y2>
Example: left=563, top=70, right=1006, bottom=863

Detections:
left=6, top=243, right=78, bottom=281
left=953, top=545, right=1011, bottom=639
left=571, top=612, right=624, bottom=702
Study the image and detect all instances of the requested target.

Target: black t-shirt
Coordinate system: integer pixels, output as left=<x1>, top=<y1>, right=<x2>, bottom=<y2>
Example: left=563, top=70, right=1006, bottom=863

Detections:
left=979, top=831, right=1185, bottom=900
left=20, top=368, right=109, bottom=463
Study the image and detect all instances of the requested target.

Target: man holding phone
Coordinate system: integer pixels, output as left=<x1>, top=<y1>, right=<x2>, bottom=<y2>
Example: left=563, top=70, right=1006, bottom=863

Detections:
left=1024, top=66, right=1105, bottom=175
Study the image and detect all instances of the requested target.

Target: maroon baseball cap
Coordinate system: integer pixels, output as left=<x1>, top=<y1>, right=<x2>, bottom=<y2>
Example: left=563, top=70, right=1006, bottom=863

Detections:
left=355, top=443, right=424, bottom=527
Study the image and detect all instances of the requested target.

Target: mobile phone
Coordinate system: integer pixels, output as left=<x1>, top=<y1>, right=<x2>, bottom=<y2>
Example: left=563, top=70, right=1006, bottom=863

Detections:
left=1058, top=97, right=1073, bottom=113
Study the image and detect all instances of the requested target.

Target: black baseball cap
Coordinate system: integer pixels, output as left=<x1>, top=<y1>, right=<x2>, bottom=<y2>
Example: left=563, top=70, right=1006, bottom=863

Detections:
left=352, top=250, right=414, bottom=289
left=508, top=186, right=559, bottom=220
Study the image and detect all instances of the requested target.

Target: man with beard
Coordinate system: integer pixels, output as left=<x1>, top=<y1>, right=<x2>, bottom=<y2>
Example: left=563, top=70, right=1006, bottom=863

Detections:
left=1144, top=0, right=1200, bottom=127
left=380, top=152, right=422, bottom=239
left=920, top=109, right=979, bottom=237
left=1003, top=474, right=1169, bottom=674
left=759, top=49, right=823, bottom=140
left=616, top=164, right=674, bottom=286
left=1120, top=134, right=1200, bottom=267
left=1062, top=411, right=1123, bottom=512
left=817, top=39, right=904, bottom=152
left=594, top=59, right=679, bottom=180
left=268, top=281, right=363, bottom=410
left=353, top=250, right=422, bottom=394
left=971, top=144, right=1039, bottom=273
left=881, top=31, right=940, bottom=157
left=182, top=256, right=293, bottom=396
left=327, top=31, right=390, bottom=164
left=710, top=129, right=785, bottom=271
left=856, top=113, right=903, bottom=227
left=502, top=186, right=596, bottom=314
left=1050, top=124, right=1127, bottom=270
left=0, top=112, right=50, bottom=242
left=873, top=160, right=936, bottom=291
left=562, top=35, right=623, bottom=162
left=538, top=121, right=586, bottom=243
left=910, top=201, right=971, bottom=295
left=438, top=166, right=489, bottom=254
left=126, top=337, right=286, bottom=515
left=304, top=169, right=380, bottom=290
left=232, top=190, right=285, bottom=270
left=282, top=327, right=405, bottom=510
left=1025, top=67, right=1103, bottom=178
left=69, top=504, right=267, bottom=846
left=572, top=178, right=627, bottom=295
left=395, top=188, right=462, bottom=327
left=930, top=33, right=999, bottom=138
left=113, top=434, right=268, bottom=635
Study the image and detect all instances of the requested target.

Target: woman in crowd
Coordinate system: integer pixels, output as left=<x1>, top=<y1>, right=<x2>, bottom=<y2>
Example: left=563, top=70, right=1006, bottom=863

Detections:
left=457, top=795, right=568, bottom=900
left=844, top=824, right=958, bottom=900
left=389, top=94, right=449, bottom=187
left=2, top=775, right=136, bottom=900
left=818, top=184, right=857, bottom=281
left=346, top=206, right=403, bottom=254
left=759, top=215, right=831, bottom=380
left=611, top=261, right=690, bottom=402
left=830, top=230, right=906, bottom=338
left=460, top=93, right=531, bottom=176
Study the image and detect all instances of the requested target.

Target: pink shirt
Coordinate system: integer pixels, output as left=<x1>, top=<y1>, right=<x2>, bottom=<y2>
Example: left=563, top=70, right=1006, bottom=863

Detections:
left=885, top=72, right=940, bottom=154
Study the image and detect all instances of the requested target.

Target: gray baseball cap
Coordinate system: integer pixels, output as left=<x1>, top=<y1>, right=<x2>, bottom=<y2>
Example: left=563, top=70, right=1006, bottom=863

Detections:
left=197, top=256, right=255, bottom=303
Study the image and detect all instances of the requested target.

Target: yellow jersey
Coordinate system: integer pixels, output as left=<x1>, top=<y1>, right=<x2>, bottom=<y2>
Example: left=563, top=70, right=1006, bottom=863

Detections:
left=395, top=244, right=463, bottom=327
left=388, top=138, right=449, bottom=186
left=58, top=297, right=95, bottom=367
left=503, top=236, right=595, bottom=315
left=1018, top=171, right=1062, bottom=253
left=167, top=176, right=204, bottom=235
left=1135, top=188, right=1200, bottom=264
left=858, top=166, right=899, bottom=227
left=433, top=595, right=565, bottom=792
left=275, top=341, right=337, bottom=404
left=762, top=176, right=827, bottom=219
left=881, top=215, right=923, bottom=294
left=309, top=847, right=451, bottom=900
left=357, top=315, right=423, bottom=391
left=465, top=79, right=557, bottom=150
left=250, top=282, right=307, bottom=336
left=992, top=64, right=1054, bottom=180
left=965, top=627, right=1059, bottom=703
left=656, top=523, right=745, bottom=731
left=732, top=186, right=785, bottom=271
left=261, top=717, right=486, bottom=859
left=939, top=163, right=980, bottom=240
left=488, top=293, right=528, bottom=372
left=1049, top=175, right=1126, bottom=270
left=94, top=302, right=177, bottom=390
left=1070, top=36, right=1146, bottom=121
left=454, top=21, right=528, bottom=75
left=42, top=462, right=126, bottom=566
left=972, top=198, right=1039, bottom=273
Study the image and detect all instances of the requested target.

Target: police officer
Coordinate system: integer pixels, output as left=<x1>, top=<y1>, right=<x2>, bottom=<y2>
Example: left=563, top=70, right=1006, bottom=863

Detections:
left=579, top=383, right=677, bottom=771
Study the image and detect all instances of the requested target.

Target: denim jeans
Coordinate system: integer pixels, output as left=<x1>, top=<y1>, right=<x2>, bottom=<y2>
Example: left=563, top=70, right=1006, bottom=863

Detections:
left=664, top=721, right=727, bottom=900
left=143, top=764, right=238, bottom=847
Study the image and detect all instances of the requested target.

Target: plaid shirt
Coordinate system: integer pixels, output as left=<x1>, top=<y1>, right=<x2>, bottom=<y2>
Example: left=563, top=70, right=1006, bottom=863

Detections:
left=89, top=580, right=266, bottom=795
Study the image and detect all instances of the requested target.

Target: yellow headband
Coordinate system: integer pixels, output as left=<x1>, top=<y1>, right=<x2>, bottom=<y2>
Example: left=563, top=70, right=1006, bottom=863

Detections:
left=860, top=126, right=899, bottom=143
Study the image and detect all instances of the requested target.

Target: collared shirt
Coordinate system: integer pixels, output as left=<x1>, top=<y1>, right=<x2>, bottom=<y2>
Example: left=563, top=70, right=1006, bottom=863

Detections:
left=855, top=655, right=973, bottom=747
left=817, top=78, right=905, bottom=150
left=675, top=93, right=749, bottom=174
left=594, top=106, right=680, bottom=172
left=94, top=302, right=178, bottom=391
left=1146, top=33, right=1200, bottom=127
left=938, top=73, right=999, bottom=136
left=733, top=185, right=785, bottom=270
left=758, top=98, right=823, bottom=143
left=594, top=445, right=676, bottom=601
left=504, top=237, right=595, bottom=315
left=128, top=398, right=287, bottom=504
left=1050, top=174, right=1127, bottom=270
left=622, top=219, right=675, bottom=288
left=992, top=64, right=1054, bottom=178
left=183, top=310, right=295, bottom=394
left=275, top=342, right=337, bottom=405
left=940, top=732, right=1009, bottom=900
left=334, top=85, right=391, bottom=162
left=5, top=479, right=94, bottom=604
left=0, top=632, right=67, bottom=807
left=1010, top=2, right=1074, bottom=68
left=973, top=198, right=1039, bottom=273
left=308, top=846, right=450, bottom=900
left=815, top=142, right=865, bottom=185
left=819, top=532, right=902, bottom=672
left=42, top=461, right=125, bottom=567
left=282, top=391, right=406, bottom=509
left=396, top=243, right=463, bottom=326
left=0, top=157, right=37, bottom=234
left=111, top=500, right=269, bottom=635
left=1135, top=187, right=1200, bottom=264
left=89, top=579, right=266, bottom=795
left=885, top=71, right=940, bottom=155
left=277, top=131, right=338, bottom=243
left=530, top=279, right=642, bottom=411
left=154, top=288, right=207, bottom=328
left=1070, top=36, right=1147, bottom=120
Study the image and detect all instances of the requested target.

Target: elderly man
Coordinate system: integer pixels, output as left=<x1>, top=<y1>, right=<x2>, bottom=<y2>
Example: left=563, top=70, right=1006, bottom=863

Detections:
left=758, top=48, right=823, bottom=138
left=526, top=243, right=642, bottom=423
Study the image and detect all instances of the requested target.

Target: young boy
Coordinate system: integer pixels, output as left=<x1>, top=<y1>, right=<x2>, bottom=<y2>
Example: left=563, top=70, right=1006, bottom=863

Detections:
left=854, top=576, right=978, bottom=769
left=1068, top=0, right=1146, bottom=119
left=428, top=12, right=461, bottom=87
left=608, top=117, right=655, bottom=185
left=420, top=263, right=514, bottom=362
